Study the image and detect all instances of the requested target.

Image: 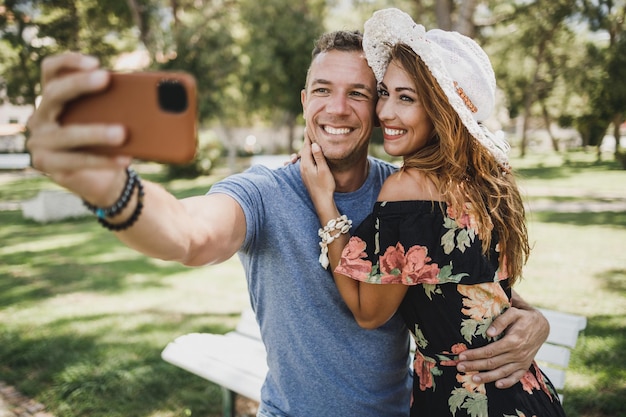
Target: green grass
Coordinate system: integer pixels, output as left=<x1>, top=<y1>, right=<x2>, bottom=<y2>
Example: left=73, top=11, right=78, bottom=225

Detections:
left=0, top=165, right=247, bottom=417
left=512, top=151, right=626, bottom=417
left=0, top=151, right=625, bottom=416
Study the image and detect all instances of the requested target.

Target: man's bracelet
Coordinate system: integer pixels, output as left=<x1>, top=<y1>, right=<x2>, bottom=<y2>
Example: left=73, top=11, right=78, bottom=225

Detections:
left=83, top=168, right=138, bottom=219
left=97, top=177, right=145, bottom=231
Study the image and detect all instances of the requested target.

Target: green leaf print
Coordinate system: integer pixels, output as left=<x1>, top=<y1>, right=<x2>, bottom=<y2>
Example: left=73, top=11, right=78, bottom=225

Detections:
left=438, top=263, right=454, bottom=279
left=449, top=388, right=468, bottom=414
left=464, top=392, right=489, bottom=417
left=477, top=320, right=492, bottom=339
left=366, top=264, right=381, bottom=284
left=441, top=228, right=456, bottom=254
left=456, top=229, right=471, bottom=253
left=374, top=224, right=380, bottom=255
left=449, top=388, right=488, bottom=417
left=460, top=319, right=480, bottom=343
left=422, top=283, right=440, bottom=300
left=461, top=318, right=495, bottom=343
left=443, top=216, right=457, bottom=228
left=413, top=324, right=428, bottom=349
left=437, top=262, right=468, bottom=284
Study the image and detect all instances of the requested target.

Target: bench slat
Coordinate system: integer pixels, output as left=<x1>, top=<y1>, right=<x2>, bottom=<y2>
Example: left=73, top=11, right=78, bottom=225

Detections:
left=235, top=308, right=262, bottom=340
left=540, top=365, right=566, bottom=390
left=539, top=308, right=587, bottom=348
left=535, top=343, right=571, bottom=369
left=161, top=332, right=266, bottom=402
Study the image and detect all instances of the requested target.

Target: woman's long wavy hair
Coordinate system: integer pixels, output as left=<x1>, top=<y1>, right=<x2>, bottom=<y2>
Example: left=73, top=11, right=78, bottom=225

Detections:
left=390, top=43, right=530, bottom=286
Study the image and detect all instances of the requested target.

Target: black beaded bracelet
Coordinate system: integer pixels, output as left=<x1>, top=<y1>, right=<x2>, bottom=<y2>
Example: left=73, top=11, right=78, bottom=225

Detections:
left=97, top=177, right=145, bottom=231
left=83, top=168, right=138, bottom=219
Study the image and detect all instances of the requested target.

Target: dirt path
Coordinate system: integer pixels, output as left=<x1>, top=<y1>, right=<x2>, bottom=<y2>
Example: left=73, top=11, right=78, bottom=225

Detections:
left=0, top=382, right=54, bottom=417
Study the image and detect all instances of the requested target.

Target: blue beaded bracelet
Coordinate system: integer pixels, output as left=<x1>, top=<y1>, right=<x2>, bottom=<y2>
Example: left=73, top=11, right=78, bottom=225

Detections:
left=97, top=178, right=145, bottom=231
left=83, top=168, right=137, bottom=219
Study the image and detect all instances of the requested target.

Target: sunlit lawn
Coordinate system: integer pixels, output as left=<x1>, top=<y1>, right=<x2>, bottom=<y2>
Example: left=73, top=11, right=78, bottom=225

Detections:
left=0, top=150, right=624, bottom=416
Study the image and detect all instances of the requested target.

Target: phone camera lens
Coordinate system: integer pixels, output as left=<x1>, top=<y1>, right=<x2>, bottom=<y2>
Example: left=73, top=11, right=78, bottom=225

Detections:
left=157, top=79, right=188, bottom=113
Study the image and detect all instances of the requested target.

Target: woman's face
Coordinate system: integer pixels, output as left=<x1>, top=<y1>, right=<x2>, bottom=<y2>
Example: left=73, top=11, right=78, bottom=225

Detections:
left=376, top=60, right=435, bottom=158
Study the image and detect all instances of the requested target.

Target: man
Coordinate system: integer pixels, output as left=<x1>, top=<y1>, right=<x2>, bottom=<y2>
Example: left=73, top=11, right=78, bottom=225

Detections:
left=26, top=30, right=548, bottom=417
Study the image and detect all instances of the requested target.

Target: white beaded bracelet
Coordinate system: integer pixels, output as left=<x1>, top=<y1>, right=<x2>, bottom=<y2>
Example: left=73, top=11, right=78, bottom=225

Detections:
left=318, top=214, right=352, bottom=269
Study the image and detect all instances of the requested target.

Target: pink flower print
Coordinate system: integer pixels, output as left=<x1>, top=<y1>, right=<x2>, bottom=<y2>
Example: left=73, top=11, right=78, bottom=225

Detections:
left=458, top=282, right=510, bottom=321
left=532, top=361, right=554, bottom=399
left=446, top=205, right=458, bottom=220
left=447, top=203, right=480, bottom=235
left=456, top=371, right=486, bottom=394
left=335, top=237, right=372, bottom=281
left=520, top=369, right=541, bottom=394
left=440, top=343, right=468, bottom=366
left=413, top=351, right=435, bottom=391
left=379, top=242, right=406, bottom=283
left=403, top=245, right=440, bottom=285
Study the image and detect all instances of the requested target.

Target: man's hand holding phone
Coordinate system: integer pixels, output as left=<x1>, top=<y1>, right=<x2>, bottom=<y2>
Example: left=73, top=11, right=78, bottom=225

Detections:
left=27, top=52, right=197, bottom=209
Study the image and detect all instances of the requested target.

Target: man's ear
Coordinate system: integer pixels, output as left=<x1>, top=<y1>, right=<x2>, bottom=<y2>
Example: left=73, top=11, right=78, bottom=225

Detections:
left=301, top=89, right=306, bottom=112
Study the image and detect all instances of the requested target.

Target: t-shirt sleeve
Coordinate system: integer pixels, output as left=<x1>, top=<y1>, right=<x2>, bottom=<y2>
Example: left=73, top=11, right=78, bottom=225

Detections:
left=208, top=165, right=271, bottom=251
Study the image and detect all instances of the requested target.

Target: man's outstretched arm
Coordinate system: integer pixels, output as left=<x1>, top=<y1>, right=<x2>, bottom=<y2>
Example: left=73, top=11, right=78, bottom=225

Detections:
left=456, top=290, right=549, bottom=388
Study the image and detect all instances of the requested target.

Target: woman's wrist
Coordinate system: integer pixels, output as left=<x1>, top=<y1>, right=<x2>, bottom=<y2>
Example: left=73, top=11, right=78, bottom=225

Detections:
left=313, top=197, right=339, bottom=219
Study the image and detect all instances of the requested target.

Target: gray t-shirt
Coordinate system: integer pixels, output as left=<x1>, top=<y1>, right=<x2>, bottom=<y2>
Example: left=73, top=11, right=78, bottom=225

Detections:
left=209, top=157, right=411, bottom=417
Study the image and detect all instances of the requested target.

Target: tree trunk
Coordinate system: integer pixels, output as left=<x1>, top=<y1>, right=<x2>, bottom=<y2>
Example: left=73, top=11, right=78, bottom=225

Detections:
left=613, top=113, right=623, bottom=156
left=456, top=0, right=477, bottom=37
left=435, top=0, right=453, bottom=30
left=287, top=117, right=296, bottom=155
left=219, top=122, right=239, bottom=174
left=126, top=0, right=153, bottom=60
left=520, top=31, right=552, bottom=158
left=521, top=110, right=530, bottom=158
left=542, top=102, right=559, bottom=152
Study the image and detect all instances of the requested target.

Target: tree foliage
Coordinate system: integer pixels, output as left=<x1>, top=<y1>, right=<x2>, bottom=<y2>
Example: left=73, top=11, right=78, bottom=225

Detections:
left=0, top=0, right=139, bottom=106
left=154, top=0, right=240, bottom=123
left=1, top=0, right=625, bottom=166
left=238, top=0, right=324, bottom=152
left=486, top=0, right=577, bottom=155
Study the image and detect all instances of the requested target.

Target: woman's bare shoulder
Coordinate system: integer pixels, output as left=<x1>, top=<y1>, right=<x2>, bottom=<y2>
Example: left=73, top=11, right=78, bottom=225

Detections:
left=378, top=169, right=442, bottom=202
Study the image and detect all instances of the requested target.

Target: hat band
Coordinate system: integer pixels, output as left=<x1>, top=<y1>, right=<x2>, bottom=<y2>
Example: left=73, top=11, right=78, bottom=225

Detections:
left=454, top=82, right=477, bottom=114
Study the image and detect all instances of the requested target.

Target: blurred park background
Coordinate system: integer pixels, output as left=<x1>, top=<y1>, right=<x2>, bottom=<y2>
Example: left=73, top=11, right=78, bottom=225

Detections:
left=0, top=0, right=625, bottom=416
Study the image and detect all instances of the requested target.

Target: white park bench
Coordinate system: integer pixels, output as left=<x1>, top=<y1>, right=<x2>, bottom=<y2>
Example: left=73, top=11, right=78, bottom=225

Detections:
left=161, top=307, right=586, bottom=417
left=535, top=308, right=587, bottom=402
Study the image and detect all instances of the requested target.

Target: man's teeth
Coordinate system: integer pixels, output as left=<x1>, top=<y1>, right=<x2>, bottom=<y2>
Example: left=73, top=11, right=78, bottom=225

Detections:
left=385, top=128, right=406, bottom=136
left=324, top=126, right=351, bottom=135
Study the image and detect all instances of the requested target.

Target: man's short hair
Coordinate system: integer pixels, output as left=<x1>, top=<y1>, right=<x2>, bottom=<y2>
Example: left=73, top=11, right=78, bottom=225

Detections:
left=311, top=30, right=363, bottom=58
left=304, top=30, right=364, bottom=89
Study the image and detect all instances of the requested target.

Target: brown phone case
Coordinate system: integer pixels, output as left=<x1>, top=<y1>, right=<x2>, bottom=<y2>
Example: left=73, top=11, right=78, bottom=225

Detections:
left=59, top=71, right=198, bottom=164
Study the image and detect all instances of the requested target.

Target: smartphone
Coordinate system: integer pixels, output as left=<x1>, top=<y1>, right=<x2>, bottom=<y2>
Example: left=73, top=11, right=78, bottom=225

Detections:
left=59, top=71, right=198, bottom=164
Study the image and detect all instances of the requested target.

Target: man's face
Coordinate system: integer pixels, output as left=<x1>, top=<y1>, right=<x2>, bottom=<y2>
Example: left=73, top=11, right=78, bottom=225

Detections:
left=301, top=50, right=377, bottom=166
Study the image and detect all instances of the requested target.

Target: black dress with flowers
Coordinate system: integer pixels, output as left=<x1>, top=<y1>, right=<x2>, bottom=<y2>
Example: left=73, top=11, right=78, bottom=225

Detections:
left=335, top=200, right=567, bottom=417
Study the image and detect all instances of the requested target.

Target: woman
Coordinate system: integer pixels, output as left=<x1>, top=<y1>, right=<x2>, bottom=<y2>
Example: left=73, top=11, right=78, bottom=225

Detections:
left=301, top=8, right=567, bottom=417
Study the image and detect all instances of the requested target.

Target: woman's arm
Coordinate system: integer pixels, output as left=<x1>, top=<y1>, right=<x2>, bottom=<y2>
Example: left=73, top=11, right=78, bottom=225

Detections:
left=300, top=137, right=406, bottom=328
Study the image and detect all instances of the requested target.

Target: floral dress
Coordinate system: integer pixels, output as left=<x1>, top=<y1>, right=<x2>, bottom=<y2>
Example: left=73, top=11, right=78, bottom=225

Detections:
left=335, top=200, right=567, bottom=417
